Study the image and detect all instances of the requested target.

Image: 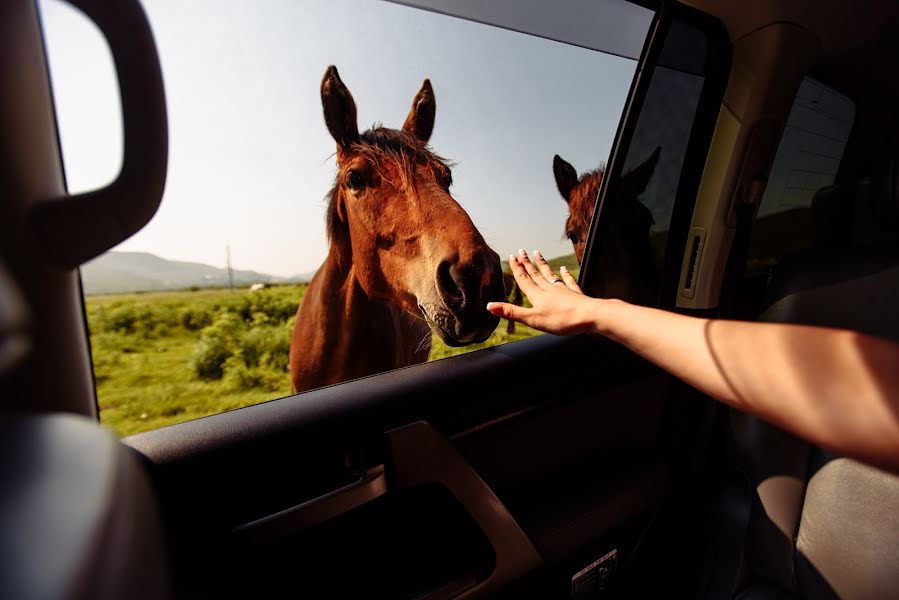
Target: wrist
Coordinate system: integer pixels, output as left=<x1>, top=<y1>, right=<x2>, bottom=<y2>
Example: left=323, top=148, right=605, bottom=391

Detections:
left=579, top=297, right=619, bottom=336
left=577, top=298, right=609, bottom=335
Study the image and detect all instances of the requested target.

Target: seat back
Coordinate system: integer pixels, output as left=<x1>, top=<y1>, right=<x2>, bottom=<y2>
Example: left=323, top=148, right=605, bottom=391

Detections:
left=0, top=256, right=171, bottom=600
left=733, top=155, right=899, bottom=599
left=0, top=414, right=173, bottom=600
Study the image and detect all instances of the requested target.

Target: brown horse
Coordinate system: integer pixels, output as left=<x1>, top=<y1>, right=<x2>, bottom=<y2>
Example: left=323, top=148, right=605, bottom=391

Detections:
left=290, top=66, right=505, bottom=393
left=553, top=147, right=661, bottom=304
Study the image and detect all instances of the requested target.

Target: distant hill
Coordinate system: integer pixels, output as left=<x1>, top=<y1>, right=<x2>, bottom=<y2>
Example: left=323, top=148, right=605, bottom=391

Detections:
left=502, top=252, right=579, bottom=273
left=545, top=253, right=579, bottom=272
left=81, top=251, right=308, bottom=295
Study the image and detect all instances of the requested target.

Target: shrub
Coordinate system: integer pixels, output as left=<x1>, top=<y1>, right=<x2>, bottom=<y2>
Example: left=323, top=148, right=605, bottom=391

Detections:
left=246, top=290, right=298, bottom=324
left=92, top=302, right=179, bottom=338
left=223, top=356, right=286, bottom=392
left=236, top=324, right=291, bottom=371
left=179, top=306, right=214, bottom=331
left=190, top=330, right=232, bottom=380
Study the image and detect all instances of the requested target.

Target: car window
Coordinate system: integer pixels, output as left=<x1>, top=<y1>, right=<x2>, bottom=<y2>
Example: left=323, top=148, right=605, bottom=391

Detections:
left=39, top=0, right=653, bottom=435
left=747, top=77, right=856, bottom=270
left=583, top=14, right=728, bottom=309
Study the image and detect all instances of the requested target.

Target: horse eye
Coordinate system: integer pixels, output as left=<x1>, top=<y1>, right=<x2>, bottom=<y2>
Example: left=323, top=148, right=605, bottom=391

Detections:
left=346, top=170, right=365, bottom=191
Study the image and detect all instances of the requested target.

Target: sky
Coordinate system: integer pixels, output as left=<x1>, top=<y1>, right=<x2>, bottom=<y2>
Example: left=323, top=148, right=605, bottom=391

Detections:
left=38, top=0, right=650, bottom=277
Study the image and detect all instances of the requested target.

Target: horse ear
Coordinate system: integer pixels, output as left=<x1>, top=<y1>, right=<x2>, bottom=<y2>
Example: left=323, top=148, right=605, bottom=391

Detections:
left=402, top=79, right=436, bottom=142
left=619, top=146, right=661, bottom=199
left=553, top=155, right=579, bottom=203
left=321, top=65, right=359, bottom=148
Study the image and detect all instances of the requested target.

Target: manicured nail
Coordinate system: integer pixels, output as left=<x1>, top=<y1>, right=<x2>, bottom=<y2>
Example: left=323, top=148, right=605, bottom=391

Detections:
left=518, top=248, right=527, bottom=258
left=509, top=254, right=517, bottom=262
left=560, top=265, right=568, bottom=273
left=534, top=250, right=542, bottom=260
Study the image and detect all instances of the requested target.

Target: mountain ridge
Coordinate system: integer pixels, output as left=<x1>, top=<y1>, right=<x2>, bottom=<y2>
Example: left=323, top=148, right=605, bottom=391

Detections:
left=81, top=251, right=309, bottom=295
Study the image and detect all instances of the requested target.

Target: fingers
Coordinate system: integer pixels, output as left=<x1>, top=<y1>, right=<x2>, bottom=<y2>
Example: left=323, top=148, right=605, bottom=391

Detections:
left=559, top=265, right=582, bottom=294
left=517, top=249, right=550, bottom=290
left=486, top=301, right=530, bottom=324
left=508, top=254, right=541, bottom=297
left=533, top=250, right=560, bottom=284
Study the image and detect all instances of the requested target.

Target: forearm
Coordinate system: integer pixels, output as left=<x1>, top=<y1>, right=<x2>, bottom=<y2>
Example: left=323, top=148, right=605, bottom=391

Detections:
left=490, top=250, right=899, bottom=471
left=590, top=299, right=899, bottom=472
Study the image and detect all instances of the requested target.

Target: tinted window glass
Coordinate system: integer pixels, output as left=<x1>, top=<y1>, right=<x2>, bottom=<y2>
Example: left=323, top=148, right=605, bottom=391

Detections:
left=584, top=16, right=721, bottom=307
left=748, top=77, right=855, bottom=269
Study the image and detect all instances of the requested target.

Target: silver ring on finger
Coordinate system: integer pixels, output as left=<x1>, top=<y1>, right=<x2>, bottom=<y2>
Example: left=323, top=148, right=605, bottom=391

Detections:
left=549, top=278, right=564, bottom=285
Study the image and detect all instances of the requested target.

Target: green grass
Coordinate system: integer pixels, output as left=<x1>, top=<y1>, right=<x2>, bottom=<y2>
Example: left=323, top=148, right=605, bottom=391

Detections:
left=85, top=281, right=546, bottom=437
left=87, top=284, right=303, bottom=435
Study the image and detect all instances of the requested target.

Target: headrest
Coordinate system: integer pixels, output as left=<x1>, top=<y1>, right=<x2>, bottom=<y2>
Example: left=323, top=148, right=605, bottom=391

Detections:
left=761, top=246, right=899, bottom=344
left=866, top=152, right=899, bottom=231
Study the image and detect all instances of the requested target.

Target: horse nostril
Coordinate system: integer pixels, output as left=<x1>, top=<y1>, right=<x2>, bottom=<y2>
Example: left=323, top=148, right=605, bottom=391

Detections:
left=436, top=260, right=465, bottom=308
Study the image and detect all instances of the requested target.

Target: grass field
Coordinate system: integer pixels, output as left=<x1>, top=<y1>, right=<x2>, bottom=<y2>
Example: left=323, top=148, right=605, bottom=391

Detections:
left=84, top=259, right=578, bottom=436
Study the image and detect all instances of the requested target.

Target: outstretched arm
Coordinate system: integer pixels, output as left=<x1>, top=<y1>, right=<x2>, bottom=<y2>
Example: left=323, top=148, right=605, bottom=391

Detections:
left=487, top=250, right=899, bottom=473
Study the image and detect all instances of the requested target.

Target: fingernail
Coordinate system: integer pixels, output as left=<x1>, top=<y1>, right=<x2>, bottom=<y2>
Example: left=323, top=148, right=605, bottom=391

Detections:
left=534, top=250, right=542, bottom=259
left=560, top=265, right=568, bottom=272
left=509, top=254, right=517, bottom=262
left=486, top=302, right=494, bottom=310
left=518, top=248, right=527, bottom=258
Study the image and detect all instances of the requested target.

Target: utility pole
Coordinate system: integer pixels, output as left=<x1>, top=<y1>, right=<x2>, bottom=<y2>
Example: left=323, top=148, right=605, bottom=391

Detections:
left=226, top=245, right=234, bottom=293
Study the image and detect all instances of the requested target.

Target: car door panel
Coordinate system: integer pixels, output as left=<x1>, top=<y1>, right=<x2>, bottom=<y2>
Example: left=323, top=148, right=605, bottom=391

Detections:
left=125, top=336, right=684, bottom=596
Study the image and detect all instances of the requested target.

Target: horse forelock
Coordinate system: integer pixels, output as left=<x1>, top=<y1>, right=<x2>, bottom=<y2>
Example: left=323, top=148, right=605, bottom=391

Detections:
left=325, top=126, right=453, bottom=250
left=357, top=126, right=451, bottom=192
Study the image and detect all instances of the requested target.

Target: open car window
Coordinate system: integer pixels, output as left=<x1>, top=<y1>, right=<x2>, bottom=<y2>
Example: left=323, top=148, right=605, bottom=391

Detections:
left=39, top=0, right=654, bottom=435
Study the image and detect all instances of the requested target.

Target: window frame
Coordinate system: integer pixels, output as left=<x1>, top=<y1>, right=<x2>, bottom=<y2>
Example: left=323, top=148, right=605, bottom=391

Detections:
left=579, top=1, right=732, bottom=309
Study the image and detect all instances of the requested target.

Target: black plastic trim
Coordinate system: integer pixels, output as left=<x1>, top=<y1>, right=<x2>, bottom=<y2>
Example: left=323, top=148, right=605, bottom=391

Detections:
left=579, top=9, right=667, bottom=295
left=125, top=334, right=655, bottom=467
left=659, top=4, right=732, bottom=308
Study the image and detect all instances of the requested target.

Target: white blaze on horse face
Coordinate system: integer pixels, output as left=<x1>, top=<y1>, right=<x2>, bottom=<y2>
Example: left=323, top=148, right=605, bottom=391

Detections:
left=404, top=222, right=450, bottom=328
left=403, top=178, right=486, bottom=342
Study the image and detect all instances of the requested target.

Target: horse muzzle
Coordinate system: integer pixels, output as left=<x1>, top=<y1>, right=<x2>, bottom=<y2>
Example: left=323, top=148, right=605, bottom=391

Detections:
left=430, top=253, right=504, bottom=346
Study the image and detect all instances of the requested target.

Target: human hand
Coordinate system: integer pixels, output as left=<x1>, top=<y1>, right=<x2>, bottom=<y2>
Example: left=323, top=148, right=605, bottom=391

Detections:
left=486, top=249, right=600, bottom=336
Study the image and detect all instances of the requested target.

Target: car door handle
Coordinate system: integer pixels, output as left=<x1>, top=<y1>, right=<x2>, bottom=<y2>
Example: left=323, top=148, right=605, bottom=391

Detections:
left=389, top=422, right=542, bottom=598
left=232, top=464, right=387, bottom=546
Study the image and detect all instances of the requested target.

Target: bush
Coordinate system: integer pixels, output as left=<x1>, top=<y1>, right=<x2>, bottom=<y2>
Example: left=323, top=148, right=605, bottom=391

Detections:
left=91, top=302, right=179, bottom=338
left=179, top=306, right=213, bottom=331
left=188, top=311, right=292, bottom=381
left=247, top=290, right=298, bottom=324
left=190, top=330, right=232, bottom=380
left=223, top=356, right=286, bottom=392
left=236, top=325, right=291, bottom=371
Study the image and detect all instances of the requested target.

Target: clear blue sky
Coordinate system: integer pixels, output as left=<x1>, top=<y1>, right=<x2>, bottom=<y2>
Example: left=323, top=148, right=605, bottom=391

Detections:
left=39, top=0, right=647, bottom=277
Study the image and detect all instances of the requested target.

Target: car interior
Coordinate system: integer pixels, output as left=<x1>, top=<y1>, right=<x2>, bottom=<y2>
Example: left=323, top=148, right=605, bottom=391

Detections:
left=1, top=0, right=898, bottom=598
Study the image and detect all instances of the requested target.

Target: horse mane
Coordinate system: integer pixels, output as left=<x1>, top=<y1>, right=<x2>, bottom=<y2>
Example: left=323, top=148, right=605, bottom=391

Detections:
left=326, top=126, right=453, bottom=247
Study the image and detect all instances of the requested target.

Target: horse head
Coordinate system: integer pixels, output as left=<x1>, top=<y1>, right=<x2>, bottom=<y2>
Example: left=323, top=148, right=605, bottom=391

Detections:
left=321, top=66, right=504, bottom=346
left=553, top=147, right=661, bottom=303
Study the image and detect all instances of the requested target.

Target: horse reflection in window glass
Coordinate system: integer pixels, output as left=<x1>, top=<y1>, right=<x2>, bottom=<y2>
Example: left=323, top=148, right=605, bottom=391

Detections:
left=553, top=147, right=661, bottom=306
left=290, top=66, right=505, bottom=393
